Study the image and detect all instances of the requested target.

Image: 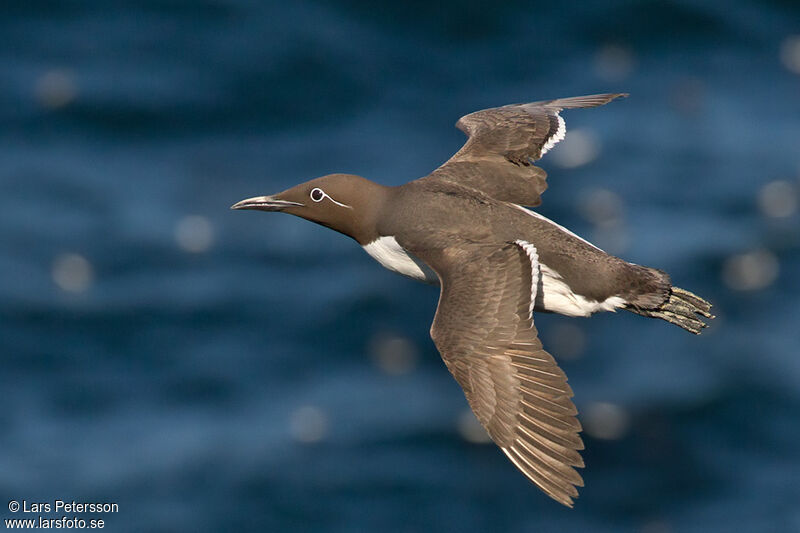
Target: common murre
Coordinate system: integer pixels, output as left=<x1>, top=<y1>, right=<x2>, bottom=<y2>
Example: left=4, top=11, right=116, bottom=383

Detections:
left=232, top=93, right=713, bottom=507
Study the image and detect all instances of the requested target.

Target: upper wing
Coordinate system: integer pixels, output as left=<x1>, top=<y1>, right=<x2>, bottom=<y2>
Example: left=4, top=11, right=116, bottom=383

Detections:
left=420, top=93, right=627, bottom=206
left=428, top=240, right=584, bottom=506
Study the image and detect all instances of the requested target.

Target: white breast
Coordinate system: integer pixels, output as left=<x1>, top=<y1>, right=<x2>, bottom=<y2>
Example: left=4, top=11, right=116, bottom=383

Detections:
left=537, top=263, right=625, bottom=316
left=362, top=236, right=439, bottom=284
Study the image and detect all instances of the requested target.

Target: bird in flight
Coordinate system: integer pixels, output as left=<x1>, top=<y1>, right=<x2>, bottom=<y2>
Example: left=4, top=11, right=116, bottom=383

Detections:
left=232, top=93, right=713, bottom=506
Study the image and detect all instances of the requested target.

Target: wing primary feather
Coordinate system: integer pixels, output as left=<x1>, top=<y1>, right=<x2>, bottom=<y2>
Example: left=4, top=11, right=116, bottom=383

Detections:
left=512, top=439, right=585, bottom=487
left=516, top=425, right=585, bottom=468
left=422, top=93, right=627, bottom=207
left=517, top=410, right=585, bottom=450
left=426, top=243, right=584, bottom=506
left=519, top=389, right=578, bottom=415
left=537, top=93, right=628, bottom=110
left=511, top=441, right=583, bottom=490
left=520, top=398, right=582, bottom=431
left=503, top=447, right=577, bottom=507
left=514, top=372, right=574, bottom=396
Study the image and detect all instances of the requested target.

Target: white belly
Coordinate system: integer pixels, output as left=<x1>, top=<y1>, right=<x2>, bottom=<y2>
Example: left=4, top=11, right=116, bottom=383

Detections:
left=536, top=263, right=625, bottom=317
left=363, top=236, right=624, bottom=315
left=362, top=236, right=439, bottom=284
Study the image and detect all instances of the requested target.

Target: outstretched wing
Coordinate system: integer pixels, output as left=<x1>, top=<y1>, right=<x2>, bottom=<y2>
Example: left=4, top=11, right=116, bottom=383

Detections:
left=420, top=93, right=627, bottom=206
left=428, top=241, right=584, bottom=506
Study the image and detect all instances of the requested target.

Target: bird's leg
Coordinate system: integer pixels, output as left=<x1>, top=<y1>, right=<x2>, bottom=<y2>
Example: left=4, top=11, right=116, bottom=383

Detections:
left=626, top=287, right=713, bottom=334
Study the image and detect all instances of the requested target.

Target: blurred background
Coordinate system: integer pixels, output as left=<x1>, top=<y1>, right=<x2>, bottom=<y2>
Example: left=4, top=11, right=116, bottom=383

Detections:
left=1, top=1, right=799, bottom=531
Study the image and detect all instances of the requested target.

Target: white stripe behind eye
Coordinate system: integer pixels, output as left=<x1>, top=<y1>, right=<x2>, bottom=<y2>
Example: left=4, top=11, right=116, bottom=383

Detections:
left=326, top=194, right=352, bottom=209
left=321, top=191, right=352, bottom=209
left=540, top=114, right=566, bottom=156
left=514, top=240, right=540, bottom=319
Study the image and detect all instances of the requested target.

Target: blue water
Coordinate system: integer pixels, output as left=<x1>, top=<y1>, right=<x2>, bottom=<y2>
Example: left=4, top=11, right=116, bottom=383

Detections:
left=2, top=1, right=799, bottom=531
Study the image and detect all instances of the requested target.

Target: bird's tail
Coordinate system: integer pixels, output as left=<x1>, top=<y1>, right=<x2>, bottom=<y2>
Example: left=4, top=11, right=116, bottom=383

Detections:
left=627, top=287, right=714, bottom=334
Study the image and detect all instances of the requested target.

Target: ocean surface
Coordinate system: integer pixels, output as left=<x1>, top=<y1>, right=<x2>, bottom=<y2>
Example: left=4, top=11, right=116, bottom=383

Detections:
left=2, top=1, right=799, bottom=531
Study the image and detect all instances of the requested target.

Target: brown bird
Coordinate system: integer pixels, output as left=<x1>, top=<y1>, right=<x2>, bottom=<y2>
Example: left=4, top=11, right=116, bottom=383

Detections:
left=232, top=93, right=713, bottom=507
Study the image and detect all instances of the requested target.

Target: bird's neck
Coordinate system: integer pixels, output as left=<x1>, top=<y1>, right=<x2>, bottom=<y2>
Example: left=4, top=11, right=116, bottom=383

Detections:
left=344, top=180, right=394, bottom=245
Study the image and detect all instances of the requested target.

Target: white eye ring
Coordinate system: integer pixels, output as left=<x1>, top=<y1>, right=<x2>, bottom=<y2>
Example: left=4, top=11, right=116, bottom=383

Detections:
left=308, top=187, right=352, bottom=209
left=310, top=187, right=325, bottom=202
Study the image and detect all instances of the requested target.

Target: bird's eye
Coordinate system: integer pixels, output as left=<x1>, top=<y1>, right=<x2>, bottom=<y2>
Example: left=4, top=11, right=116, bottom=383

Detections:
left=310, top=188, right=325, bottom=202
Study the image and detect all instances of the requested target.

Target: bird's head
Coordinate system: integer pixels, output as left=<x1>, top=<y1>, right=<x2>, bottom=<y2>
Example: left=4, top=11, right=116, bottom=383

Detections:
left=231, top=173, right=386, bottom=244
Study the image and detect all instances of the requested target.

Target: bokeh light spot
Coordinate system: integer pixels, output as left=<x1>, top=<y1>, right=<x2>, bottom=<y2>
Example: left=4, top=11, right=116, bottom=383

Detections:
left=584, top=401, right=630, bottom=440
left=457, top=410, right=492, bottom=444
left=579, top=188, right=624, bottom=228
left=175, top=215, right=214, bottom=253
left=758, top=180, right=797, bottom=218
left=780, top=35, right=800, bottom=75
left=551, top=128, right=600, bottom=169
left=289, top=406, right=329, bottom=443
left=369, top=333, right=418, bottom=375
left=52, top=253, right=93, bottom=293
left=35, top=69, right=77, bottom=109
left=722, top=249, right=779, bottom=291
left=594, top=44, right=635, bottom=82
left=669, top=77, right=705, bottom=115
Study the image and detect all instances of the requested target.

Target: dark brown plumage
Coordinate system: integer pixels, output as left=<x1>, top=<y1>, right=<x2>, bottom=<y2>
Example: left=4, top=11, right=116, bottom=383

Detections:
left=429, top=243, right=584, bottom=506
left=232, top=93, right=713, bottom=506
left=421, top=93, right=625, bottom=206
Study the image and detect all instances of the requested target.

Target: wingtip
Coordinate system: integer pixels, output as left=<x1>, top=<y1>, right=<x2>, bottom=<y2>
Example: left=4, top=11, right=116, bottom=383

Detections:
left=546, top=92, right=629, bottom=110
left=592, top=92, right=628, bottom=106
left=596, top=92, right=629, bottom=104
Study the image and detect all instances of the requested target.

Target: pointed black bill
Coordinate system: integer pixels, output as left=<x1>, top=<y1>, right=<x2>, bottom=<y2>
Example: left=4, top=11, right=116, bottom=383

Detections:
left=230, top=196, right=304, bottom=211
